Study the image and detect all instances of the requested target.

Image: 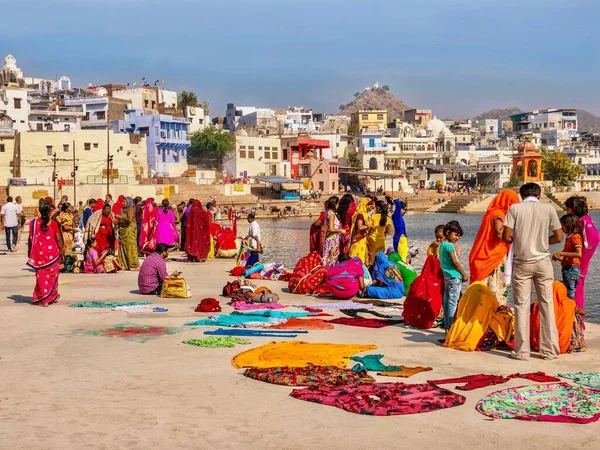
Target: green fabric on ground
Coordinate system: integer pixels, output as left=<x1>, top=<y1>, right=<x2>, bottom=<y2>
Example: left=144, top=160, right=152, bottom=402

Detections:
left=183, top=337, right=251, bottom=348
left=69, top=301, right=152, bottom=308
left=351, top=354, right=401, bottom=372
left=557, top=372, right=600, bottom=389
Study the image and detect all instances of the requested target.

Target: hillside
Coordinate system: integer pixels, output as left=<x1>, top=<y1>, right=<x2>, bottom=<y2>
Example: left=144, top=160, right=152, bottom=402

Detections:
left=339, top=86, right=413, bottom=120
left=473, top=107, right=600, bottom=133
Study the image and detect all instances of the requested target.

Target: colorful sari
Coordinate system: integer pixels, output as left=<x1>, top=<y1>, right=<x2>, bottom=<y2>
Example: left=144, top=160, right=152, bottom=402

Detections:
left=155, top=208, right=179, bottom=247
left=391, top=199, right=408, bottom=261
left=327, top=257, right=363, bottom=299
left=185, top=199, right=210, bottom=261
left=118, top=197, right=139, bottom=270
left=288, top=252, right=328, bottom=295
left=58, top=211, right=76, bottom=258
left=112, top=195, right=125, bottom=215
left=340, top=201, right=357, bottom=254
left=348, top=199, right=372, bottom=266
left=309, top=211, right=326, bottom=254
left=322, top=210, right=341, bottom=268
left=84, top=210, right=118, bottom=255
left=575, top=214, right=599, bottom=309
left=93, top=199, right=104, bottom=212
left=139, top=198, right=158, bottom=254
left=28, top=218, right=61, bottom=305
left=368, top=213, right=391, bottom=262
left=365, top=252, right=405, bottom=299
left=403, top=255, right=444, bottom=329
left=469, top=189, right=519, bottom=305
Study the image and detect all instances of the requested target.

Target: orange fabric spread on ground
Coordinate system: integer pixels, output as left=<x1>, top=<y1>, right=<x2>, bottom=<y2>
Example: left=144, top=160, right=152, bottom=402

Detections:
left=231, top=341, right=377, bottom=369
left=266, top=317, right=334, bottom=330
left=531, top=281, right=576, bottom=354
left=378, top=366, right=433, bottom=378
left=469, top=190, right=520, bottom=282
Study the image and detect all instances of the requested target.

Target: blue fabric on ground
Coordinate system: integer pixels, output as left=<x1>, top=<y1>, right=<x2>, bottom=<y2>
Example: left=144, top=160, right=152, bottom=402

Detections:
left=204, top=328, right=303, bottom=338
left=365, top=285, right=405, bottom=299
left=350, top=354, right=402, bottom=372
left=244, top=263, right=265, bottom=277
left=69, top=301, right=152, bottom=308
left=184, top=315, right=276, bottom=327
left=231, top=311, right=313, bottom=319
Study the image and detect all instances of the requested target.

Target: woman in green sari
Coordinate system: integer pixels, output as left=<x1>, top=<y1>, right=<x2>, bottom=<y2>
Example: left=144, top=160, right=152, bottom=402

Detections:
left=117, top=197, right=140, bottom=271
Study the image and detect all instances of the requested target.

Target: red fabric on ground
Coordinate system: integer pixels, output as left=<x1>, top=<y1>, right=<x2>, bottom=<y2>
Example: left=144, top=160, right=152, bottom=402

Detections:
left=429, top=374, right=509, bottom=391
left=508, top=372, right=561, bottom=382
left=327, top=317, right=404, bottom=329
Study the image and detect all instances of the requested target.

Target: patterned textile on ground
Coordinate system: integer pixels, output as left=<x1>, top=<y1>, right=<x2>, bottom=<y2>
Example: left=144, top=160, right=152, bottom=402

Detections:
left=340, top=308, right=393, bottom=319
left=476, top=306, right=515, bottom=351
left=288, top=252, right=328, bottom=295
left=531, top=280, right=581, bottom=354
left=350, top=354, right=401, bottom=372
left=429, top=372, right=560, bottom=391
left=476, top=382, right=600, bottom=424
left=243, top=364, right=375, bottom=386
left=568, top=313, right=586, bottom=353
left=266, top=317, right=334, bottom=330
left=183, top=337, right=251, bottom=348
left=444, top=282, right=514, bottom=352
left=378, top=366, right=433, bottom=378
left=83, top=323, right=182, bottom=343
left=231, top=341, right=377, bottom=369
left=328, top=317, right=404, bottom=329
left=184, top=315, right=284, bottom=328
left=355, top=299, right=403, bottom=308
left=69, top=301, right=152, bottom=308
left=231, top=311, right=315, bottom=319
left=293, top=301, right=375, bottom=311
left=205, top=328, right=303, bottom=338
left=113, top=306, right=168, bottom=313
left=557, top=372, right=600, bottom=389
left=290, top=382, right=466, bottom=416
left=230, top=301, right=288, bottom=311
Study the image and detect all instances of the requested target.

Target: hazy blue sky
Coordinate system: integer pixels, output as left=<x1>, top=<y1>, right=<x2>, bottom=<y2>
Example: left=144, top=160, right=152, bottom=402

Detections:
left=2, top=0, right=599, bottom=118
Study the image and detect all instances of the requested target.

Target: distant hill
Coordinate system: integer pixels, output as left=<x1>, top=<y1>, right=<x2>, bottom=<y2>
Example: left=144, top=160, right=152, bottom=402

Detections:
left=339, top=86, right=413, bottom=120
left=473, top=107, right=523, bottom=121
left=473, top=107, right=600, bottom=133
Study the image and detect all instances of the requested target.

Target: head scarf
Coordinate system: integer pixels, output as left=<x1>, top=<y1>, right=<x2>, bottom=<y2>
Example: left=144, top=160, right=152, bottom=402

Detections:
left=112, top=195, right=125, bottom=214
left=93, top=199, right=104, bottom=212
left=392, top=199, right=407, bottom=237
left=44, top=196, right=54, bottom=208
left=469, top=189, right=520, bottom=282
left=349, top=198, right=373, bottom=237
left=185, top=200, right=210, bottom=260
left=124, top=196, right=135, bottom=210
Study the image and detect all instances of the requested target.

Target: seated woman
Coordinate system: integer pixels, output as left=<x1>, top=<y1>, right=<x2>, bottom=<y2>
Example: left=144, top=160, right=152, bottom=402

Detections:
left=403, top=255, right=444, bottom=329
left=288, top=251, right=328, bottom=295
left=327, top=254, right=366, bottom=300
left=365, top=251, right=405, bottom=299
left=83, top=238, right=123, bottom=274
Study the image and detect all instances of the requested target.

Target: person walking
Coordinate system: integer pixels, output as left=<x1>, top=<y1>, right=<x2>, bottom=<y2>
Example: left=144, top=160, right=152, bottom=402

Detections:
left=1, top=196, right=20, bottom=252
left=15, top=196, right=25, bottom=250
left=502, top=183, right=562, bottom=360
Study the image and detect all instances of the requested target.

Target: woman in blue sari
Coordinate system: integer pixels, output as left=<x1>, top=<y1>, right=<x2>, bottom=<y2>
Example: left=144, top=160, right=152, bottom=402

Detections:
left=388, top=197, right=408, bottom=261
left=365, top=251, right=405, bottom=299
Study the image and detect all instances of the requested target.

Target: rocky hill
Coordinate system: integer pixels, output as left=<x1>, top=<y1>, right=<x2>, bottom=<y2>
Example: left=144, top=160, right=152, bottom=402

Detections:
left=473, top=107, right=600, bottom=133
left=339, top=86, right=413, bottom=120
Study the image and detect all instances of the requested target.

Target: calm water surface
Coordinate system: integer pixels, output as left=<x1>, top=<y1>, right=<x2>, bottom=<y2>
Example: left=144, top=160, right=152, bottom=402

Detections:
left=258, top=212, right=600, bottom=323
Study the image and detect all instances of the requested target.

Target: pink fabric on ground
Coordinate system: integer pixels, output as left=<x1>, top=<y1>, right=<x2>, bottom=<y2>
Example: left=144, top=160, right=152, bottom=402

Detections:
left=230, top=301, right=288, bottom=311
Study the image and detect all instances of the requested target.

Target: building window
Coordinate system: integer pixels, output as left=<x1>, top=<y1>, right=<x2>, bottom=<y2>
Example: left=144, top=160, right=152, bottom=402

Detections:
left=240, top=150, right=246, bottom=158
left=248, top=146, right=255, bottom=150
left=93, top=143, right=98, bottom=148
left=151, top=101, right=156, bottom=109
left=332, top=182, right=335, bottom=191
left=283, top=149, right=288, bottom=160
left=259, top=146, right=263, bottom=150
left=319, top=168, right=323, bottom=174
left=63, top=144, right=69, bottom=152
left=96, top=111, right=106, bottom=120
left=248, top=151, right=255, bottom=159
left=240, top=145, right=246, bottom=149
left=14, top=98, right=22, bottom=109
left=265, top=147, right=270, bottom=151
left=336, top=143, right=339, bottom=147
left=84, top=143, right=91, bottom=151
left=199, top=119, right=203, bottom=125
left=36, top=123, right=43, bottom=131
left=319, top=181, right=324, bottom=191
left=272, top=151, right=278, bottom=159
left=0, top=144, right=4, bottom=152
left=84, top=113, right=90, bottom=121
left=264, top=151, right=271, bottom=159
left=144, top=100, right=149, bottom=108
left=46, top=145, right=53, bottom=155
left=45, top=123, right=53, bottom=131
left=361, top=114, right=368, bottom=121
left=377, top=114, right=383, bottom=120
left=64, top=124, right=70, bottom=131
left=182, top=149, right=185, bottom=157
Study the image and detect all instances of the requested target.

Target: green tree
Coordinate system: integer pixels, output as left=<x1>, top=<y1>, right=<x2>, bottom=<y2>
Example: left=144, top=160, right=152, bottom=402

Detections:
left=347, top=149, right=361, bottom=168
left=541, top=148, right=584, bottom=187
left=382, top=85, right=390, bottom=91
left=339, top=104, right=346, bottom=111
left=188, top=127, right=235, bottom=169
left=178, top=90, right=199, bottom=108
left=353, top=92, right=360, bottom=98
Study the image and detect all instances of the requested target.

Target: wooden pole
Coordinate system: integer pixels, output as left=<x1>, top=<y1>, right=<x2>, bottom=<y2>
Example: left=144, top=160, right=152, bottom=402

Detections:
left=72, top=139, right=76, bottom=206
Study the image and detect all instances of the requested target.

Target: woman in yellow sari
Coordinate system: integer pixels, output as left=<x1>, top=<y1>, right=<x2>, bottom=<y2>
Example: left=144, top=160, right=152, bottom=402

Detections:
left=348, top=198, right=374, bottom=266
left=57, top=202, right=77, bottom=258
left=367, top=200, right=392, bottom=263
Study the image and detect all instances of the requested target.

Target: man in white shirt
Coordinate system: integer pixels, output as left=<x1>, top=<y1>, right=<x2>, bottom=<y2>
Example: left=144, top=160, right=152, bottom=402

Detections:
left=245, top=213, right=261, bottom=266
left=503, top=183, right=562, bottom=360
left=1, top=196, right=21, bottom=252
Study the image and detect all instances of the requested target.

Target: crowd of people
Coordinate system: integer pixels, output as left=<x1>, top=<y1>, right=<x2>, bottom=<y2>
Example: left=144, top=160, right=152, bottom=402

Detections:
left=302, top=183, right=596, bottom=359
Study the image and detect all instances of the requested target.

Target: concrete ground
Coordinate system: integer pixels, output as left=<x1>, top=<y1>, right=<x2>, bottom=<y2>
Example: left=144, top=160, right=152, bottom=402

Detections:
left=1, top=249, right=599, bottom=450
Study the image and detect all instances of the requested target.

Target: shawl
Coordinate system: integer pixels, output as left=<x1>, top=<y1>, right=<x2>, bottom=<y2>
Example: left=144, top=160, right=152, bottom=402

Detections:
left=469, top=189, right=519, bottom=282
left=403, top=255, right=444, bottom=329
left=185, top=199, right=210, bottom=260
left=392, top=199, right=407, bottom=236
left=371, top=252, right=404, bottom=291
left=124, top=196, right=135, bottom=210
left=309, top=211, right=326, bottom=253
left=84, top=209, right=118, bottom=245
left=350, top=198, right=373, bottom=239
left=139, top=197, right=158, bottom=252
left=112, top=195, right=125, bottom=215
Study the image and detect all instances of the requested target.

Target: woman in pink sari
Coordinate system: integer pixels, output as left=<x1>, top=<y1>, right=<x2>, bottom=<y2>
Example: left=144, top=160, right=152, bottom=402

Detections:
left=27, top=203, right=64, bottom=306
left=327, top=254, right=365, bottom=299
left=565, top=196, right=599, bottom=310
left=139, top=198, right=158, bottom=254
left=155, top=199, right=179, bottom=247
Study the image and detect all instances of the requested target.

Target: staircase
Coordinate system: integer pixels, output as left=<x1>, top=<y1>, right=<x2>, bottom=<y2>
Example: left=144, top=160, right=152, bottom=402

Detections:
left=546, top=192, right=566, bottom=210
left=438, top=195, right=484, bottom=214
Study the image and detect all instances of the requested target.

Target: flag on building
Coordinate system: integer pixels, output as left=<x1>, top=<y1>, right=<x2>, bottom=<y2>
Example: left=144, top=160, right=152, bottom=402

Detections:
left=154, top=79, right=160, bottom=86
left=133, top=81, right=137, bottom=87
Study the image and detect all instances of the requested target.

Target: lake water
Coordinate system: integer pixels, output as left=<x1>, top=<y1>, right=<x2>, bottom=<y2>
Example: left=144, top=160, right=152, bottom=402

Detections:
left=257, top=212, right=600, bottom=324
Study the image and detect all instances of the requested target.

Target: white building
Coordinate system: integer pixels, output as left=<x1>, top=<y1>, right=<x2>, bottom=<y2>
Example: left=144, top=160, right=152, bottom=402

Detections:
left=314, top=133, right=348, bottom=159
left=0, top=86, right=28, bottom=131
left=223, top=131, right=289, bottom=179
left=184, top=106, right=209, bottom=134
left=225, top=103, right=261, bottom=131
left=28, top=107, right=83, bottom=132
left=476, top=152, right=514, bottom=188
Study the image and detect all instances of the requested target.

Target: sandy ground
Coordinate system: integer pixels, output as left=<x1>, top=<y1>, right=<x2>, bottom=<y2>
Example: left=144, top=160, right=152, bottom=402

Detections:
left=1, top=248, right=599, bottom=450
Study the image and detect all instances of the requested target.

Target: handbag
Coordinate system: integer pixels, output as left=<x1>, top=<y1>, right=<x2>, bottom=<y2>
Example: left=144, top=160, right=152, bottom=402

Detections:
left=160, top=277, right=192, bottom=298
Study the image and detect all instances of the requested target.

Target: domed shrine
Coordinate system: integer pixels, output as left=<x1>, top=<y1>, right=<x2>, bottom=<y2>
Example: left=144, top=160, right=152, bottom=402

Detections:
left=512, top=139, right=543, bottom=183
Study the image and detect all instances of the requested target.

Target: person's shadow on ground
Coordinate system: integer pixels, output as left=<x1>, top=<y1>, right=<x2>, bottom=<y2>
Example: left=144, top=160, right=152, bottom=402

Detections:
left=7, top=295, right=33, bottom=304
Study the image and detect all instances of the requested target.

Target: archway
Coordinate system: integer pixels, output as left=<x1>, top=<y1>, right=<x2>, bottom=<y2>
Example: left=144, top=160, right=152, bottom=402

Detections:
left=369, top=157, right=378, bottom=170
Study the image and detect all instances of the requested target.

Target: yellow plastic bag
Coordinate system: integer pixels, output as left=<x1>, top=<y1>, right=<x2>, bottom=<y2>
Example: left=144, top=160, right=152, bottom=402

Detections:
left=160, top=278, right=192, bottom=298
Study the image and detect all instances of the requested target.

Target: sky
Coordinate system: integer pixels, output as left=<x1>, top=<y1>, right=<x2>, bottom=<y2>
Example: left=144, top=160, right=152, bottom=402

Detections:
left=1, top=0, right=599, bottom=118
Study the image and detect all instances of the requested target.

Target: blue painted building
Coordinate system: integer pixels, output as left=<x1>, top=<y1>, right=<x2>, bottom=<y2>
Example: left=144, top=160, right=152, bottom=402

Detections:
left=111, top=109, right=190, bottom=177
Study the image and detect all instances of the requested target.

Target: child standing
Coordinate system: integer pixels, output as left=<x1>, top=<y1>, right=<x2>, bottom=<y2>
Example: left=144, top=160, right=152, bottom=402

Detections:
left=553, top=214, right=583, bottom=299
left=439, top=220, right=468, bottom=332
left=427, top=224, right=445, bottom=257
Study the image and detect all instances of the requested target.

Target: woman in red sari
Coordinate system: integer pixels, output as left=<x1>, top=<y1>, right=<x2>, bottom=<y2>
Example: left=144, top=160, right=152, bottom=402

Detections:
left=93, top=198, right=104, bottom=212
left=185, top=199, right=210, bottom=262
left=288, top=251, right=328, bottom=295
left=84, top=204, right=117, bottom=254
left=309, top=196, right=339, bottom=253
left=139, top=198, right=158, bottom=254
left=27, top=203, right=64, bottom=306
left=112, top=195, right=125, bottom=215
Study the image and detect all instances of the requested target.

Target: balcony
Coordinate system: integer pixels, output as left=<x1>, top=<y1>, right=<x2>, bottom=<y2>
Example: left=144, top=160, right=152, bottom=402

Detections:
left=81, top=118, right=108, bottom=128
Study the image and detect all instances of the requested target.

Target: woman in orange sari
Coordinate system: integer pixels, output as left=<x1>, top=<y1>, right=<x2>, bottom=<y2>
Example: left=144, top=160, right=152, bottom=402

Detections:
left=469, top=189, right=520, bottom=305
